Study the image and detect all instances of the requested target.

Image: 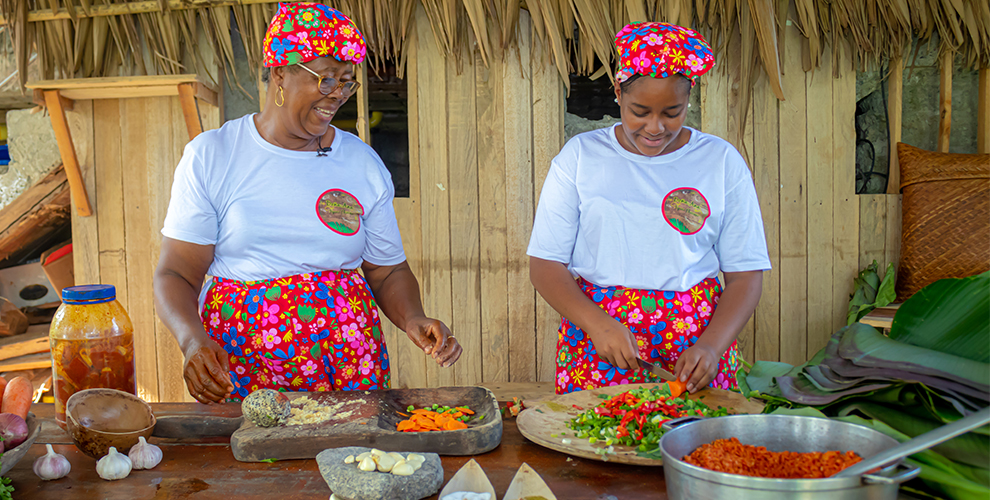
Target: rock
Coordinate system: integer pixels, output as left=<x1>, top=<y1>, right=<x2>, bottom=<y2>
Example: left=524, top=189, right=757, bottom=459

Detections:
left=317, top=446, right=443, bottom=500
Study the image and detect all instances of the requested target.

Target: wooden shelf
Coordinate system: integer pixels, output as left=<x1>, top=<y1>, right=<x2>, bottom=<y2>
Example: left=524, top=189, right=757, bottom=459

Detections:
left=26, top=75, right=218, bottom=106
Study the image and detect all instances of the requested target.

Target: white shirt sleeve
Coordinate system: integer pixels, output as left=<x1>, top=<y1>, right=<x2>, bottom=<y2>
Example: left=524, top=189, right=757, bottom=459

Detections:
left=161, top=143, right=219, bottom=246
left=714, top=154, right=772, bottom=272
left=360, top=166, right=406, bottom=266
left=527, top=153, right=580, bottom=264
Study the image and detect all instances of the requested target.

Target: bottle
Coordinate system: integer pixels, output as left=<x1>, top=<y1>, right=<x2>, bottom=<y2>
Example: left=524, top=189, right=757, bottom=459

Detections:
left=49, top=285, right=136, bottom=430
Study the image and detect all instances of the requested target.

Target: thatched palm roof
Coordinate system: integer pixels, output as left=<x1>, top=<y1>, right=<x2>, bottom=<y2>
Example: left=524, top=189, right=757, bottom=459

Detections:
left=0, top=0, right=987, bottom=97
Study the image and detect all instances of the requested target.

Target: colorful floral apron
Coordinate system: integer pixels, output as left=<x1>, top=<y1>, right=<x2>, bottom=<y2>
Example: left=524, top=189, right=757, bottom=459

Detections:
left=201, top=270, right=390, bottom=401
left=555, top=277, right=738, bottom=394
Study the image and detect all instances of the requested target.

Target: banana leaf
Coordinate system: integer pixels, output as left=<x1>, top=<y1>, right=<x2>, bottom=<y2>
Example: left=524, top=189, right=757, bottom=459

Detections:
left=835, top=401, right=989, bottom=468
left=846, top=261, right=896, bottom=326
left=777, top=372, right=891, bottom=406
left=837, top=323, right=990, bottom=392
left=736, top=360, right=793, bottom=395
left=890, top=271, right=990, bottom=364
left=820, top=355, right=990, bottom=403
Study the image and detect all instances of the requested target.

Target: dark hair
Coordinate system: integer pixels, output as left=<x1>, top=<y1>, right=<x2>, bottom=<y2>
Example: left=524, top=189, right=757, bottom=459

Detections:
left=618, top=73, right=692, bottom=95
left=261, top=65, right=299, bottom=85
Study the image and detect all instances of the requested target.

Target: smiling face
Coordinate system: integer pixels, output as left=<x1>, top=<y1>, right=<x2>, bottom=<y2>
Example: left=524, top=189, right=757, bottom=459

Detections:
left=270, top=56, right=355, bottom=141
left=613, top=74, right=692, bottom=157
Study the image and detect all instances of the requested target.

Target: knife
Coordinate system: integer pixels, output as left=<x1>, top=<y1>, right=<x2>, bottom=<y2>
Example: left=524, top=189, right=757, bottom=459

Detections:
left=637, top=358, right=677, bottom=382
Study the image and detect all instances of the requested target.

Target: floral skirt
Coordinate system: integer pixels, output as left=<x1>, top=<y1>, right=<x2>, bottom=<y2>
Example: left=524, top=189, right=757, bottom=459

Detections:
left=555, top=277, right=738, bottom=394
left=201, top=269, right=390, bottom=401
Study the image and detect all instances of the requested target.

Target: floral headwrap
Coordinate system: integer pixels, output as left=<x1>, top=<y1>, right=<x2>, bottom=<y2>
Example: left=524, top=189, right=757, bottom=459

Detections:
left=614, top=22, right=715, bottom=86
left=263, top=3, right=366, bottom=67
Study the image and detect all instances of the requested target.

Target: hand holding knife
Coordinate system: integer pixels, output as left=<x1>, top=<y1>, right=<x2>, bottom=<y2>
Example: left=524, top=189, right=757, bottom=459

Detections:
left=636, top=358, right=677, bottom=382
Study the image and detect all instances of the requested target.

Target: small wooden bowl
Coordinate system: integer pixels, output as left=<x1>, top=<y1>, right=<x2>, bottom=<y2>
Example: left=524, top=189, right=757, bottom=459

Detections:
left=65, top=389, right=156, bottom=459
left=0, top=413, right=41, bottom=476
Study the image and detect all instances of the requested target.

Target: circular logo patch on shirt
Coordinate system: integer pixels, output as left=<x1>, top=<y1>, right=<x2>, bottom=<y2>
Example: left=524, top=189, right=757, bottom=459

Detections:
left=316, top=189, right=364, bottom=236
left=662, top=187, right=710, bottom=235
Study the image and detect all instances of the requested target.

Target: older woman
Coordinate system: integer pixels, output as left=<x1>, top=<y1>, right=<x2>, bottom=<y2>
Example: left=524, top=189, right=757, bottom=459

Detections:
left=154, top=3, right=460, bottom=404
left=529, top=22, right=770, bottom=394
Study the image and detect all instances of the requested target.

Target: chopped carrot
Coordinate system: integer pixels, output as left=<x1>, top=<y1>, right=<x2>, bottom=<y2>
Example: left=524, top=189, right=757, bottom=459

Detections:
left=666, top=379, right=688, bottom=399
left=455, top=406, right=474, bottom=415
left=396, top=405, right=473, bottom=432
left=397, top=412, right=409, bottom=417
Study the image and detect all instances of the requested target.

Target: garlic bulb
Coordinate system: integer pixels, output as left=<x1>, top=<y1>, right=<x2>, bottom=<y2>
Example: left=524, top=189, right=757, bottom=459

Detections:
left=33, top=444, right=70, bottom=480
left=128, top=437, right=163, bottom=470
left=96, top=447, right=132, bottom=481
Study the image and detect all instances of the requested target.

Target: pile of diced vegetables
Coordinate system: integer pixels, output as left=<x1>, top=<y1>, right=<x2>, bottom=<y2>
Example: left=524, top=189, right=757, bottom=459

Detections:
left=567, top=384, right=727, bottom=458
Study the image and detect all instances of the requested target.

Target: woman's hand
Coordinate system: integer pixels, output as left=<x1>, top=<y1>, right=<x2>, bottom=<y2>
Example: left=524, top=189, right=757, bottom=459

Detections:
left=673, top=342, right=720, bottom=393
left=587, top=319, right=640, bottom=370
left=405, top=316, right=461, bottom=368
left=182, top=337, right=234, bottom=404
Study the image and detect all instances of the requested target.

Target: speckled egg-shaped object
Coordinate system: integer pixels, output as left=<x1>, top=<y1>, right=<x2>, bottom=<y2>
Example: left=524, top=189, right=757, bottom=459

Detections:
left=241, top=389, right=291, bottom=428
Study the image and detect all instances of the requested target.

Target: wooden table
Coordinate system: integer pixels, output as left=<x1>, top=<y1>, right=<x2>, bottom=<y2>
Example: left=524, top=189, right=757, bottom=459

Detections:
left=6, top=387, right=668, bottom=499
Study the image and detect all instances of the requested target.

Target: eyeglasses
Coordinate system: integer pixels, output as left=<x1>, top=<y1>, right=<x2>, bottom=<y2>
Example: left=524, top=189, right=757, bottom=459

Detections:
left=297, top=63, right=361, bottom=97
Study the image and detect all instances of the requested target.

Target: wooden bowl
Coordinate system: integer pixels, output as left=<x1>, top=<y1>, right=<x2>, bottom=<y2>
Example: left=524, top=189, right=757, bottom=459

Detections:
left=0, top=413, right=41, bottom=476
left=65, top=389, right=156, bottom=459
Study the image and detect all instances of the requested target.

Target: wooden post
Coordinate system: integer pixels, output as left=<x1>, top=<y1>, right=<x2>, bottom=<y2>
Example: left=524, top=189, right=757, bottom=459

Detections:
left=177, top=83, right=204, bottom=141
left=44, top=90, right=92, bottom=217
left=355, top=63, right=371, bottom=144
left=938, top=52, right=952, bottom=153
left=978, top=68, right=989, bottom=154
left=886, top=56, right=903, bottom=194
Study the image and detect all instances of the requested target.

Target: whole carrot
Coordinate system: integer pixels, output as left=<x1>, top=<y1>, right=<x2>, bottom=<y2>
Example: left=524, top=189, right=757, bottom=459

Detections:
left=0, top=376, right=8, bottom=409
left=2, top=377, right=33, bottom=420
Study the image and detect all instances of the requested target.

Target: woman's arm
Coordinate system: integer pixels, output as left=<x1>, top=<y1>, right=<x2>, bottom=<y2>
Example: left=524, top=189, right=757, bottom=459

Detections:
left=529, top=257, right=640, bottom=370
left=361, top=260, right=461, bottom=367
left=673, top=270, right=763, bottom=392
left=153, top=237, right=234, bottom=403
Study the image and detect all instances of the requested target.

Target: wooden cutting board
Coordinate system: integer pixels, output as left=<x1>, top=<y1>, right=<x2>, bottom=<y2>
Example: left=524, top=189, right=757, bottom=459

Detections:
left=516, top=383, right=764, bottom=466
left=230, top=386, right=502, bottom=462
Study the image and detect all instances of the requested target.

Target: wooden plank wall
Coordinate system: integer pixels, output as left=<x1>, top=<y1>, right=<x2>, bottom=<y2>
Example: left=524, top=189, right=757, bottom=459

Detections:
left=387, top=7, right=565, bottom=388
left=68, top=96, right=220, bottom=402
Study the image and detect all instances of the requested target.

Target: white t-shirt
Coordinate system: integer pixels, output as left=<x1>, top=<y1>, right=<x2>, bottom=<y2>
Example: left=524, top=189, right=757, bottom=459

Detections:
left=162, top=114, right=406, bottom=282
left=527, top=125, right=771, bottom=292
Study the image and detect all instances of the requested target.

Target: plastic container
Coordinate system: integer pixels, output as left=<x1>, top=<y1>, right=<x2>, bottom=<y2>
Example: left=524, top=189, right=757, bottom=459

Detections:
left=49, top=285, right=136, bottom=430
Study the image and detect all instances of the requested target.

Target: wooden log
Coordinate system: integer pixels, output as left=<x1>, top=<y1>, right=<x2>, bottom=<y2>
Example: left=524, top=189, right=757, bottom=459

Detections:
left=0, top=166, right=70, bottom=262
left=44, top=90, right=92, bottom=216
left=29, top=76, right=218, bottom=106
left=978, top=68, right=988, bottom=154
left=886, top=56, right=903, bottom=193
left=176, top=83, right=203, bottom=141
left=937, top=52, right=952, bottom=153
left=0, top=298, right=28, bottom=337
left=0, top=352, right=50, bottom=372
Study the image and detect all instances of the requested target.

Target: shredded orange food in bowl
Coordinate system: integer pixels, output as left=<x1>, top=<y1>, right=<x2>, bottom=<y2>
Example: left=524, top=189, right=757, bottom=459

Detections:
left=683, top=437, right=863, bottom=479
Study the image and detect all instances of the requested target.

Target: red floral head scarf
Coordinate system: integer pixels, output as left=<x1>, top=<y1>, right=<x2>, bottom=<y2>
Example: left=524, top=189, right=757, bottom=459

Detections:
left=614, top=22, right=715, bottom=86
left=263, top=3, right=365, bottom=67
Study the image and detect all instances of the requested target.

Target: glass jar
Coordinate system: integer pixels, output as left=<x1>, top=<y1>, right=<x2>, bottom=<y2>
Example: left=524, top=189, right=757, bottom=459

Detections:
left=49, top=285, right=136, bottom=430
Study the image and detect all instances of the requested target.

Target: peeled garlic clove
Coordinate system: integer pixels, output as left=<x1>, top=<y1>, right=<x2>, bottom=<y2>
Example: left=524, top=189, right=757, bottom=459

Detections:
left=356, top=452, right=371, bottom=462
left=391, top=462, right=415, bottom=476
left=96, top=447, right=132, bottom=481
left=376, top=453, right=396, bottom=472
left=344, top=455, right=355, bottom=464
left=33, top=444, right=70, bottom=480
left=358, top=456, right=377, bottom=472
left=128, top=436, right=163, bottom=470
left=370, top=449, right=385, bottom=458
left=406, top=453, right=425, bottom=464
left=387, top=452, right=405, bottom=463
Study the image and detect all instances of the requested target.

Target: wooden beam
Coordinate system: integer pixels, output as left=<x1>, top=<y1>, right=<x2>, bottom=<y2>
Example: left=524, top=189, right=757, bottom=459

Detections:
left=32, top=89, right=72, bottom=111
left=938, top=51, right=952, bottom=153
left=44, top=90, right=92, bottom=217
left=0, top=326, right=50, bottom=362
left=28, top=76, right=218, bottom=106
left=886, top=56, right=903, bottom=193
left=979, top=68, right=989, bottom=154
left=177, top=83, right=203, bottom=141
left=0, top=352, right=51, bottom=372
left=0, top=0, right=280, bottom=24
left=355, top=64, right=370, bottom=144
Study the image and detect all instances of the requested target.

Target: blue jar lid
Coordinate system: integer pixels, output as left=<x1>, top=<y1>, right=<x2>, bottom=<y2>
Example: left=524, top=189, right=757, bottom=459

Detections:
left=62, top=284, right=116, bottom=304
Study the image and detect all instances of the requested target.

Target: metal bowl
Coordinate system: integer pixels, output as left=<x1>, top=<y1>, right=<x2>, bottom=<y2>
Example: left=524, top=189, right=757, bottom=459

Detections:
left=66, top=388, right=156, bottom=458
left=659, top=415, right=920, bottom=500
left=0, top=413, right=41, bottom=476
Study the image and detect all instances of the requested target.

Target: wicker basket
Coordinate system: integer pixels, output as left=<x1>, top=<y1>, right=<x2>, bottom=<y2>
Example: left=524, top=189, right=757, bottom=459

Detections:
left=895, top=143, right=990, bottom=300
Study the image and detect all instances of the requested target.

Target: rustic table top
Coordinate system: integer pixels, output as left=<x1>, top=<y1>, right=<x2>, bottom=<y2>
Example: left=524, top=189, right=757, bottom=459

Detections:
left=5, top=385, right=668, bottom=499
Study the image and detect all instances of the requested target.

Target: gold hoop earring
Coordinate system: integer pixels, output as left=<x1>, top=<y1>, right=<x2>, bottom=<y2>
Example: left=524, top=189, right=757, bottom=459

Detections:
left=275, top=86, right=285, bottom=107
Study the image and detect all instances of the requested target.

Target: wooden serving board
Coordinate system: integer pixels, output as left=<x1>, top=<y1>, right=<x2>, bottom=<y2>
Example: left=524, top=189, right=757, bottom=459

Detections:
left=516, top=383, right=764, bottom=466
left=230, top=386, right=502, bottom=462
